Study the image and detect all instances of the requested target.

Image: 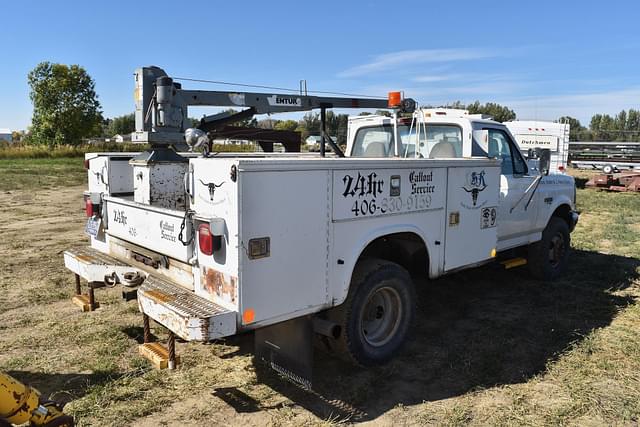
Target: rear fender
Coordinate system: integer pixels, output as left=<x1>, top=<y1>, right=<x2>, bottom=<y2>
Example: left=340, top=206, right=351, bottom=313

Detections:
left=332, top=224, right=433, bottom=307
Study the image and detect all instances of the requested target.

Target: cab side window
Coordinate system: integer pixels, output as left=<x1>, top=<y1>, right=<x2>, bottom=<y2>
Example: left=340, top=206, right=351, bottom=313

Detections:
left=486, top=129, right=527, bottom=175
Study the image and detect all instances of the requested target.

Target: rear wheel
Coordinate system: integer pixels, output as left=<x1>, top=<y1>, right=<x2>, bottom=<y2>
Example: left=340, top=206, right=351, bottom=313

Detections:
left=328, top=258, right=415, bottom=366
left=602, top=164, right=614, bottom=174
left=528, top=217, right=570, bottom=280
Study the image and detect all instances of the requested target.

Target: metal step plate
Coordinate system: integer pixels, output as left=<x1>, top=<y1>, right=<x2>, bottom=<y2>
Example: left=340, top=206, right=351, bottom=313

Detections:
left=64, top=246, right=142, bottom=282
left=138, top=275, right=237, bottom=342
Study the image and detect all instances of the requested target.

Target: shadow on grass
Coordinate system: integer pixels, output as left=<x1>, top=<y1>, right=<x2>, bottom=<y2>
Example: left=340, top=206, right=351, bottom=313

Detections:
left=574, top=176, right=591, bottom=189
left=5, top=369, right=122, bottom=405
left=121, top=325, right=158, bottom=344
left=238, top=248, right=639, bottom=422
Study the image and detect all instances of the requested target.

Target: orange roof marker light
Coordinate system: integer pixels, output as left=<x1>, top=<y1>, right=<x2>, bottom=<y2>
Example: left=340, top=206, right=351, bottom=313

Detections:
left=388, top=91, right=402, bottom=108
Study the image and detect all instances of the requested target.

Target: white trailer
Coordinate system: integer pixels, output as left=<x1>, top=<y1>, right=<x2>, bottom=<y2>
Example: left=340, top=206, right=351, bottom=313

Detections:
left=62, top=67, right=579, bottom=387
left=504, top=120, right=570, bottom=174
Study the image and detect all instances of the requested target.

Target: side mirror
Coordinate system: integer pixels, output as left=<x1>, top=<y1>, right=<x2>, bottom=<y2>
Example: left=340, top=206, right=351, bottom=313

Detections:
left=527, top=148, right=535, bottom=159
left=538, top=148, right=551, bottom=176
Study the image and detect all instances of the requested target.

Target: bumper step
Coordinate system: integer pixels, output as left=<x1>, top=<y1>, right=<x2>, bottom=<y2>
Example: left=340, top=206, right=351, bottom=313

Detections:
left=137, top=276, right=237, bottom=342
left=64, top=246, right=143, bottom=283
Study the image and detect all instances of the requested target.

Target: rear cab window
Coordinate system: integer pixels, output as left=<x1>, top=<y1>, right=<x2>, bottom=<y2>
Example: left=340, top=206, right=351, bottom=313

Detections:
left=352, top=124, right=463, bottom=159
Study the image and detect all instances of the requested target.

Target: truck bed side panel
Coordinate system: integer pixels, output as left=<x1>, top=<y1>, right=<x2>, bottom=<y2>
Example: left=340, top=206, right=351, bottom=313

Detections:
left=239, top=170, right=331, bottom=325
left=331, top=166, right=448, bottom=304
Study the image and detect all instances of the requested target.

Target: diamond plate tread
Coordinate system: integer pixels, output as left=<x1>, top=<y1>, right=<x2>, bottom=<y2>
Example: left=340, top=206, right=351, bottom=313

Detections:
left=140, top=275, right=231, bottom=319
left=65, top=246, right=129, bottom=267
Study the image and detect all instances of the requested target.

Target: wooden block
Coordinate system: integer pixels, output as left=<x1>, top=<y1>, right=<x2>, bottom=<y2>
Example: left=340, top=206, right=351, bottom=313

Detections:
left=138, top=343, right=180, bottom=370
left=500, top=257, right=528, bottom=269
left=72, top=294, right=99, bottom=312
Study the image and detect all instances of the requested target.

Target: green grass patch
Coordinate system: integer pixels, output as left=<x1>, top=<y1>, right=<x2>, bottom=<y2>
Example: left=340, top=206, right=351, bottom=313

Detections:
left=0, top=157, right=86, bottom=191
left=0, top=142, right=146, bottom=159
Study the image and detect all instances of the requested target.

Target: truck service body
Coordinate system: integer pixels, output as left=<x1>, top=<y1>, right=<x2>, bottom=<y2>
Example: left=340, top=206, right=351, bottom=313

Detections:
left=63, top=66, right=579, bottom=387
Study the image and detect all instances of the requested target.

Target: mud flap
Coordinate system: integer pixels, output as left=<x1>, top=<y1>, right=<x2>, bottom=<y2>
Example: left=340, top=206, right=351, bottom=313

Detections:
left=254, top=316, right=313, bottom=390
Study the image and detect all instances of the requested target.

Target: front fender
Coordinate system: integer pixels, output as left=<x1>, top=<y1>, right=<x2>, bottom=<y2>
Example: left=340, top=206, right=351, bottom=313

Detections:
left=537, top=175, right=577, bottom=231
left=538, top=194, right=575, bottom=232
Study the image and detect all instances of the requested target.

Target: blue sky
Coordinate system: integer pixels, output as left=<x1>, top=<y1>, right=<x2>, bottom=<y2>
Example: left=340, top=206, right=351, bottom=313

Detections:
left=2, top=0, right=640, bottom=131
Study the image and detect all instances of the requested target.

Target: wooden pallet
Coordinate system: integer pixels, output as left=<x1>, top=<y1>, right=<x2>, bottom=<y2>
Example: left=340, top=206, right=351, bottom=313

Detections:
left=138, top=342, right=180, bottom=370
left=71, top=294, right=99, bottom=312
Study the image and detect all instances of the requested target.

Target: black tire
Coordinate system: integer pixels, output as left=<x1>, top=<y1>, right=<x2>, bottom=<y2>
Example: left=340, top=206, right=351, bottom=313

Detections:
left=328, top=258, right=415, bottom=366
left=602, top=164, right=614, bottom=174
left=528, top=217, right=571, bottom=281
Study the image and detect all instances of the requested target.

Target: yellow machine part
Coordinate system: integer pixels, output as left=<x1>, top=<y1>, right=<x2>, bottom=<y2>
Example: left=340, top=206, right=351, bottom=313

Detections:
left=0, top=372, right=73, bottom=426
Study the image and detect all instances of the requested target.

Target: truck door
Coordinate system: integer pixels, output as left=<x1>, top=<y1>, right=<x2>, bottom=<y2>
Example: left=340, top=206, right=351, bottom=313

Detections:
left=485, top=128, right=538, bottom=245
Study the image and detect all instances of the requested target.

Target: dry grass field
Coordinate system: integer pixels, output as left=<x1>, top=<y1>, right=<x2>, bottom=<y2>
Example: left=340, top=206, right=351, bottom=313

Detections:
left=1, top=160, right=639, bottom=426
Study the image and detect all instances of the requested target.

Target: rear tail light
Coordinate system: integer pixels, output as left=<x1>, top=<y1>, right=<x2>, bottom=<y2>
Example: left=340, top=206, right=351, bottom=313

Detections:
left=198, top=223, right=222, bottom=255
left=85, top=197, right=101, bottom=218
left=198, top=224, right=213, bottom=255
left=85, top=198, right=95, bottom=217
left=83, top=159, right=90, bottom=169
left=558, top=165, right=565, bottom=172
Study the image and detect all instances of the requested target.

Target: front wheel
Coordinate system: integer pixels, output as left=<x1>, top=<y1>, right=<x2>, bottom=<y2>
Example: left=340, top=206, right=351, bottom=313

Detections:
left=328, top=258, right=415, bottom=366
left=527, top=217, right=571, bottom=280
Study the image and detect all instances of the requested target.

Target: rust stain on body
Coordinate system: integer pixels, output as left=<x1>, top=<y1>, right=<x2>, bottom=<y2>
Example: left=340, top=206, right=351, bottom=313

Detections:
left=203, top=267, right=237, bottom=303
left=75, top=254, right=95, bottom=263
left=144, top=290, right=174, bottom=303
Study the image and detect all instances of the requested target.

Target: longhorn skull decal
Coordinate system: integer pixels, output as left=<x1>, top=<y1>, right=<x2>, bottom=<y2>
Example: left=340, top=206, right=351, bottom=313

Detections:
left=200, top=180, right=225, bottom=201
left=462, top=170, right=487, bottom=206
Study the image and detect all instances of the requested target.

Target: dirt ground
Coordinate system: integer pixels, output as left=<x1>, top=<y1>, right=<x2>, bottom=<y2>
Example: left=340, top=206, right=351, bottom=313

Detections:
left=1, top=172, right=640, bottom=426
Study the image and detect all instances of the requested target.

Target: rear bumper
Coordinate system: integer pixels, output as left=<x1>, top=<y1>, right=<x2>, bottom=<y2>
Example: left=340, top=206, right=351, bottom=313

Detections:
left=63, top=246, right=237, bottom=342
left=137, top=276, right=236, bottom=341
left=64, top=246, right=143, bottom=283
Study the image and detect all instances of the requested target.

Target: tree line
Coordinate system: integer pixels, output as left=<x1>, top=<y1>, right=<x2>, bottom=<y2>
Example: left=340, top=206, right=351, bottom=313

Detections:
left=14, top=61, right=640, bottom=146
left=559, top=111, right=640, bottom=141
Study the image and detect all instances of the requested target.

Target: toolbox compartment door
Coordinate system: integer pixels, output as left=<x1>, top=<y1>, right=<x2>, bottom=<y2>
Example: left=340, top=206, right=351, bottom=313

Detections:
left=444, top=165, right=500, bottom=271
left=87, top=155, right=134, bottom=195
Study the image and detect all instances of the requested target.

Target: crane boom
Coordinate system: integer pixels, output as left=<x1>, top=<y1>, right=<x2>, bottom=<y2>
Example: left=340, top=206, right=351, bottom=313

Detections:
left=132, top=66, right=390, bottom=147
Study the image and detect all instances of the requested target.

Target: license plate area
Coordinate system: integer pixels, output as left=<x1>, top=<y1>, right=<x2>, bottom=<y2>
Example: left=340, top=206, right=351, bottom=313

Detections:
left=85, top=217, right=102, bottom=237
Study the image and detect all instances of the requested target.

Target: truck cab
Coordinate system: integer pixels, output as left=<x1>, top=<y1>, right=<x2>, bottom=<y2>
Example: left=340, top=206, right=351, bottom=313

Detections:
left=346, top=108, right=578, bottom=252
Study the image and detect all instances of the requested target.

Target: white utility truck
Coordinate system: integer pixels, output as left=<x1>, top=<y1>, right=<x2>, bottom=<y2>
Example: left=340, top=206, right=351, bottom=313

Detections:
left=504, top=119, right=570, bottom=174
left=63, top=67, right=578, bottom=388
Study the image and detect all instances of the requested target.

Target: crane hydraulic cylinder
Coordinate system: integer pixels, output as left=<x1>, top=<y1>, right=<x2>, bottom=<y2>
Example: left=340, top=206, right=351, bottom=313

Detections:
left=0, top=372, right=73, bottom=426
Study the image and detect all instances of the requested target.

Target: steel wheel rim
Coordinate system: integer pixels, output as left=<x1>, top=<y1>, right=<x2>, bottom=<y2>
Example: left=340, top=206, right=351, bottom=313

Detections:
left=360, top=286, right=402, bottom=347
left=548, top=233, right=566, bottom=267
